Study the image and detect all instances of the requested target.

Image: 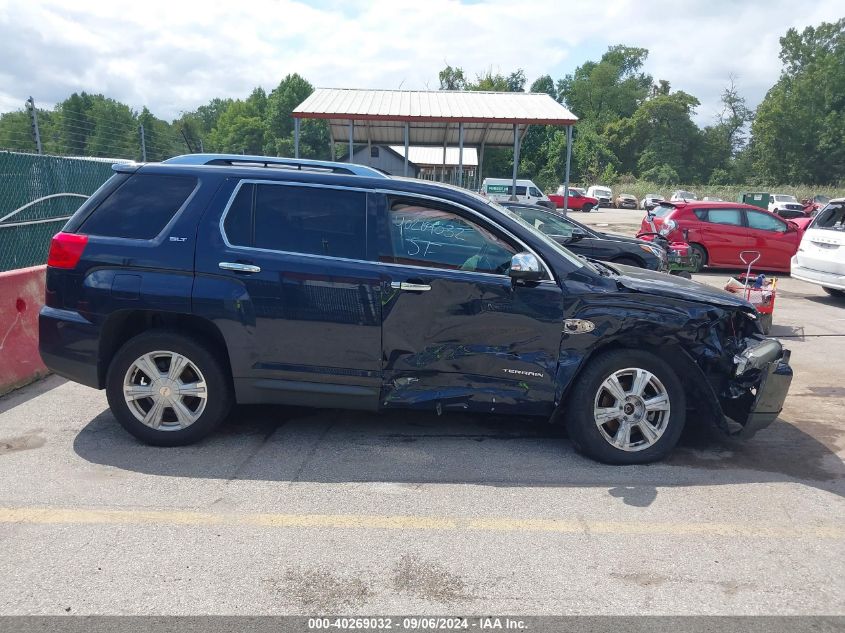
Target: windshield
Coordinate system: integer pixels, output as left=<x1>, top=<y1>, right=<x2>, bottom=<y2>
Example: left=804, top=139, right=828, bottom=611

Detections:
left=508, top=206, right=575, bottom=238
left=593, top=188, right=611, bottom=197
left=481, top=199, right=586, bottom=269
left=774, top=195, right=798, bottom=203
left=646, top=194, right=661, bottom=199
left=676, top=191, right=697, bottom=200
left=810, top=202, right=845, bottom=232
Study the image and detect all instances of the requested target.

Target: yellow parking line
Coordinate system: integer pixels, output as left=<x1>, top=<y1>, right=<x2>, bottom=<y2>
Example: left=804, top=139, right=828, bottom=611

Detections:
left=0, top=506, right=841, bottom=539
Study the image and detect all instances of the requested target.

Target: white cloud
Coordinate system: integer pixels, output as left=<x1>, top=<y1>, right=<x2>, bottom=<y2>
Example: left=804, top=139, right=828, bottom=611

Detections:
left=0, top=0, right=841, bottom=126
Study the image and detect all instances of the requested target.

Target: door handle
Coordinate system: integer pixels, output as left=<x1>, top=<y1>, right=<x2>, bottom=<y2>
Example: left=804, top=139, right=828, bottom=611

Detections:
left=219, top=261, right=261, bottom=273
left=390, top=281, right=431, bottom=292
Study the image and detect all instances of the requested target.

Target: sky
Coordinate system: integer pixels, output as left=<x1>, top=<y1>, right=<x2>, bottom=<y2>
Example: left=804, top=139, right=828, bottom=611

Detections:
left=0, top=0, right=842, bottom=126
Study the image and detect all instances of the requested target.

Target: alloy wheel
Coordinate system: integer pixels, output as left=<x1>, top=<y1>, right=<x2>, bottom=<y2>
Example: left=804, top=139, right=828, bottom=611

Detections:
left=122, top=350, right=208, bottom=430
left=593, top=367, right=671, bottom=452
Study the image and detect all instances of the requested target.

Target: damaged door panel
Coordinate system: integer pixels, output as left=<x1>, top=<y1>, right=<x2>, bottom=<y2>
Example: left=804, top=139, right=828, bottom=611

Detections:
left=377, top=194, right=565, bottom=416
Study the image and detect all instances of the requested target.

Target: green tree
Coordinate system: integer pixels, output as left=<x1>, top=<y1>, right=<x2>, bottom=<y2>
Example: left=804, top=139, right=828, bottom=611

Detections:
left=86, top=97, right=137, bottom=158
left=265, top=74, right=314, bottom=146
left=208, top=100, right=264, bottom=154
left=530, top=75, right=556, bottom=98
left=57, top=92, right=95, bottom=154
left=751, top=19, right=845, bottom=183
left=557, top=46, right=652, bottom=128
left=0, top=110, right=36, bottom=152
left=439, top=65, right=468, bottom=90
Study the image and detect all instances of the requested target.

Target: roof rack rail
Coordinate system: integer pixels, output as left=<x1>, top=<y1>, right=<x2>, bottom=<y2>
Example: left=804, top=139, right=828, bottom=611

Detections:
left=162, top=154, right=388, bottom=178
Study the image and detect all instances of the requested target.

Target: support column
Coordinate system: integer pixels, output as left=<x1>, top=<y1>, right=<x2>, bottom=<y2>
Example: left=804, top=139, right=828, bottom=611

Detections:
left=404, top=122, right=409, bottom=177
left=348, top=120, right=354, bottom=163
left=562, top=125, right=573, bottom=216
left=458, top=122, right=464, bottom=188
left=478, top=142, right=485, bottom=191
left=510, top=124, right=520, bottom=201
left=294, top=117, right=300, bottom=159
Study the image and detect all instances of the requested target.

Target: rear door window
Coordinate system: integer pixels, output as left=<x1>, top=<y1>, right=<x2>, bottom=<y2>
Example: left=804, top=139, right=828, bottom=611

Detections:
left=706, top=209, right=743, bottom=226
left=79, top=173, right=197, bottom=239
left=223, top=183, right=367, bottom=261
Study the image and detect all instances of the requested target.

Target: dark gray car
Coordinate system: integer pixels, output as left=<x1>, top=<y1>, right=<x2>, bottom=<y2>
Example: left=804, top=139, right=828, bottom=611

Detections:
left=502, top=203, right=667, bottom=271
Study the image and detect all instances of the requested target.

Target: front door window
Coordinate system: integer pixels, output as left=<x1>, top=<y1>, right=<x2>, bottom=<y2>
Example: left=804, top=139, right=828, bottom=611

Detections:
left=381, top=202, right=517, bottom=275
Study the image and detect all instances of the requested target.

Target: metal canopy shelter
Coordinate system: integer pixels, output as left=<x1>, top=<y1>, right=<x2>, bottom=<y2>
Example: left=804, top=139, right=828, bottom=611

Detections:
left=293, top=88, right=578, bottom=204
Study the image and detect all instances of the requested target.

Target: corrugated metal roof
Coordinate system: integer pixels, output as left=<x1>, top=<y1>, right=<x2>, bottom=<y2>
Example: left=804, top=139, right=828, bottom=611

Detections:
left=293, top=88, right=577, bottom=148
left=294, top=88, right=577, bottom=124
left=389, top=146, right=478, bottom=167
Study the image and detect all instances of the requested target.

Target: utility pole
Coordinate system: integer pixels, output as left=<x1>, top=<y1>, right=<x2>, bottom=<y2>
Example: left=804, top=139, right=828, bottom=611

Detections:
left=26, top=97, right=42, bottom=155
left=562, top=125, right=573, bottom=217
left=139, top=124, right=147, bottom=162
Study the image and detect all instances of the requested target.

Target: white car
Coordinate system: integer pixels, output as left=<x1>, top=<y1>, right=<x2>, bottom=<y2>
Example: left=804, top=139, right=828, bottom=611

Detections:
left=481, top=178, right=550, bottom=206
left=670, top=190, right=697, bottom=201
left=768, top=193, right=805, bottom=218
left=791, top=198, right=845, bottom=298
left=586, top=185, right=612, bottom=207
left=640, top=193, right=663, bottom=210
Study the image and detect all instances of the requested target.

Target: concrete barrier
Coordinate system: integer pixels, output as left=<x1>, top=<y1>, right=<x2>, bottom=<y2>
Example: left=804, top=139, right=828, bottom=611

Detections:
left=0, top=265, right=48, bottom=395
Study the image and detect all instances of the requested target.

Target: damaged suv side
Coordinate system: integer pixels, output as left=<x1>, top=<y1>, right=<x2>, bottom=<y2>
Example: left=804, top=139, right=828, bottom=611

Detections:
left=39, top=155, right=792, bottom=464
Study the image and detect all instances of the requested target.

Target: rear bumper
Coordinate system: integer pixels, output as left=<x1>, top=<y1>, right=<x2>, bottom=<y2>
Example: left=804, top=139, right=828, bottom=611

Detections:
left=791, top=258, right=845, bottom=291
left=38, top=306, right=102, bottom=389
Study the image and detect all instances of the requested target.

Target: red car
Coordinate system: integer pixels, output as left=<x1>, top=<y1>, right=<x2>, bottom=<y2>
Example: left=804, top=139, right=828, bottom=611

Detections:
left=547, top=187, right=599, bottom=212
left=641, top=201, right=803, bottom=272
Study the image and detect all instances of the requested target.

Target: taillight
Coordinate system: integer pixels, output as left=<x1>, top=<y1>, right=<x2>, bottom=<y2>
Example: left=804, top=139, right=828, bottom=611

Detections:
left=47, top=232, right=88, bottom=269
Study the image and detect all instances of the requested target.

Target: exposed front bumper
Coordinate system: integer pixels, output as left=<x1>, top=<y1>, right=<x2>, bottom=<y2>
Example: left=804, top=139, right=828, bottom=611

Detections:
left=723, top=338, right=793, bottom=438
left=739, top=349, right=793, bottom=437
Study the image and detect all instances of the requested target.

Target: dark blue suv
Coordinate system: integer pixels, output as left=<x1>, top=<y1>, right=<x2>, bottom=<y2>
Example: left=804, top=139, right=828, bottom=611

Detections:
left=39, top=154, right=793, bottom=464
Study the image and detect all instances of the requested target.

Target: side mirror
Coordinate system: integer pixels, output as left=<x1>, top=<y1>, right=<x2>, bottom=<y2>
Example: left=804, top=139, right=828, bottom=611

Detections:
left=508, top=252, right=543, bottom=282
left=566, top=229, right=587, bottom=244
left=787, top=220, right=799, bottom=232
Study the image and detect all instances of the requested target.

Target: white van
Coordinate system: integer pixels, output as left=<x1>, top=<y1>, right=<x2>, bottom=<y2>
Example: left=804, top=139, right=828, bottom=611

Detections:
left=791, top=198, right=845, bottom=297
left=482, top=178, right=550, bottom=206
left=586, top=185, right=612, bottom=207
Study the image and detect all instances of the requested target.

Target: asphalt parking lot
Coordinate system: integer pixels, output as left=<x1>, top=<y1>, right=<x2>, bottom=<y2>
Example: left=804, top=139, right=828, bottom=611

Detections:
left=0, top=209, right=843, bottom=616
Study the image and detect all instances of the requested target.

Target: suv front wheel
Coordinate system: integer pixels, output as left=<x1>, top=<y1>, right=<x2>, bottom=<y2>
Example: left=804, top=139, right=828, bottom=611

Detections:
left=565, top=350, right=686, bottom=464
left=106, top=330, right=233, bottom=446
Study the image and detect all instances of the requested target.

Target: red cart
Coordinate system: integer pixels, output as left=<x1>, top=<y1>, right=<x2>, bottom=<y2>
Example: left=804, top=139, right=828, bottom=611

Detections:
left=724, top=251, right=778, bottom=334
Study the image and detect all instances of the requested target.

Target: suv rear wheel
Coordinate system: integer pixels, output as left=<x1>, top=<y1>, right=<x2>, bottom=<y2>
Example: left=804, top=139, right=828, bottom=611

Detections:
left=106, top=330, right=233, bottom=446
left=823, top=287, right=845, bottom=299
left=565, top=350, right=686, bottom=464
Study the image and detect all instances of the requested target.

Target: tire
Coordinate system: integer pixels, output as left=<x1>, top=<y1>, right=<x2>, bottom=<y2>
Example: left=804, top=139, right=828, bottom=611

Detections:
left=612, top=257, right=642, bottom=268
left=565, top=349, right=686, bottom=464
left=689, top=244, right=708, bottom=272
left=105, top=330, right=233, bottom=446
left=823, top=287, right=845, bottom=299
left=582, top=203, right=594, bottom=213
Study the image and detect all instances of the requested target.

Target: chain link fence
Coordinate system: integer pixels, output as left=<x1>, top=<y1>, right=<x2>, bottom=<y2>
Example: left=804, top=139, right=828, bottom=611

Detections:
left=0, top=151, right=119, bottom=271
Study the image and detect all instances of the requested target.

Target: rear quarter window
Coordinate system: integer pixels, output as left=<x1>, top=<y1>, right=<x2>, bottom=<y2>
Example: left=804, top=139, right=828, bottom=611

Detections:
left=79, top=173, right=198, bottom=239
